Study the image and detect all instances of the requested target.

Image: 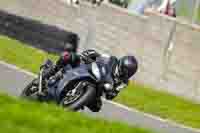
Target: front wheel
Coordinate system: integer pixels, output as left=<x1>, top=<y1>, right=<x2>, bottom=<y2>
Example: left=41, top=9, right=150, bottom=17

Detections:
left=60, top=83, right=96, bottom=111
left=20, top=79, right=39, bottom=100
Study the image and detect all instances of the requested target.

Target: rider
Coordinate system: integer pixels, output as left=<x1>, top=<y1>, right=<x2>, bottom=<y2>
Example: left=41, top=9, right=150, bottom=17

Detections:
left=44, top=48, right=138, bottom=112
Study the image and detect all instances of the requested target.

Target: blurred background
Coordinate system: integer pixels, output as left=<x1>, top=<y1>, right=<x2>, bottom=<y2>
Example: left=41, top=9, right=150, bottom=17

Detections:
left=110, top=0, right=200, bottom=24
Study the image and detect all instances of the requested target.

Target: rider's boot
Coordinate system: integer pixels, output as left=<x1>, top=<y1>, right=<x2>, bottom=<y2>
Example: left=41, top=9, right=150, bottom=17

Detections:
left=87, top=98, right=102, bottom=112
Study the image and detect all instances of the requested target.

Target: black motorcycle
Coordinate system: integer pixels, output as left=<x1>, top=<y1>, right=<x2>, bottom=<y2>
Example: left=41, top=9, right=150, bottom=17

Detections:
left=21, top=0, right=112, bottom=112
left=21, top=57, right=114, bottom=112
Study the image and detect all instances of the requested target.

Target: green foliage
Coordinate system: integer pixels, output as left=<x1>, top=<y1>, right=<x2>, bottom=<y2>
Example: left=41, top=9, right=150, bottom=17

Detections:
left=177, top=0, right=191, bottom=17
left=196, top=6, right=200, bottom=24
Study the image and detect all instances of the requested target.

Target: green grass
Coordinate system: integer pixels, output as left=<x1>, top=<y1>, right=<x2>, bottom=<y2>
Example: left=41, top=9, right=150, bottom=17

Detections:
left=115, top=83, right=200, bottom=129
left=1, top=35, right=200, bottom=129
left=0, top=92, right=153, bottom=133
left=0, top=36, right=58, bottom=74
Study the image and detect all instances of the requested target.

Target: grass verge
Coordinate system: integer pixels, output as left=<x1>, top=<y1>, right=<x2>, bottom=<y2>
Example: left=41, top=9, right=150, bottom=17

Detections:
left=0, top=35, right=200, bottom=129
left=0, top=36, right=58, bottom=74
left=0, top=92, right=153, bottom=133
left=115, top=83, right=200, bottom=129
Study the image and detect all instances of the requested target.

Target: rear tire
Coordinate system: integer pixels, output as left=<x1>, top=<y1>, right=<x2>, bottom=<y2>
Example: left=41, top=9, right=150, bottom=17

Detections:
left=60, top=83, right=96, bottom=111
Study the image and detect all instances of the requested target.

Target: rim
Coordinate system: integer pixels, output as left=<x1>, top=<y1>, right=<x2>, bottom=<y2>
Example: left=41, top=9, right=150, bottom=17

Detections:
left=62, top=87, right=85, bottom=106
left=23, top=84, right=39, bottom=99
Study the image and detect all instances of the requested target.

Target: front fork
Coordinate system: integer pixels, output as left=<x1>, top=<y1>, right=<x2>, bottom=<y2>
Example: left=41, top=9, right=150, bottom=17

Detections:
left=38, top=68, right=44, bottom=95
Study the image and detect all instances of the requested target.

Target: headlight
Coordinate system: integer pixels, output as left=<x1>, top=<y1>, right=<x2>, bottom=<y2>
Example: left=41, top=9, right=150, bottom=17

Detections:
left=91, top=63, right=101, bottom=80
left=104, top=83, right=113, bottom=91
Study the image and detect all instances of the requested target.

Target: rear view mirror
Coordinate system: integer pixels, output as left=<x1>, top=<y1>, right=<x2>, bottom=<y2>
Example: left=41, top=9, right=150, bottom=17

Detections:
left=40, top=59, right=54, bottom=70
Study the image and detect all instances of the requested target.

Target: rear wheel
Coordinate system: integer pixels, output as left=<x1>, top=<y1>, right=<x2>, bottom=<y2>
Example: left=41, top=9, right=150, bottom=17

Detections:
left=60, top=82, right=96, bottom=111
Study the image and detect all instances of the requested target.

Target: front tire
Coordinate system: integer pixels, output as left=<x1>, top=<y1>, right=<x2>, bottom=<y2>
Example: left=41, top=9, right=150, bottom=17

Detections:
left=60, top=83, right=96, bottom=111
left=21, top=79, right=39, bottom=100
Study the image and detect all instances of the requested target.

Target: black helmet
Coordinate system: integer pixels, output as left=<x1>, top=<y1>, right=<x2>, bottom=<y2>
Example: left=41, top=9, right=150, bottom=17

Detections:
left=115, top=56, right=138, bottom=80
left=64, top=34, right=80, bottom=52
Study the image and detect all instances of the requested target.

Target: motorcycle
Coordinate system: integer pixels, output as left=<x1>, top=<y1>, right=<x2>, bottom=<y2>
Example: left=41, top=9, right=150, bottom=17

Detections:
left=21, top=56, right=114, bottom=111
left=21, top=0, right=110, bottom=111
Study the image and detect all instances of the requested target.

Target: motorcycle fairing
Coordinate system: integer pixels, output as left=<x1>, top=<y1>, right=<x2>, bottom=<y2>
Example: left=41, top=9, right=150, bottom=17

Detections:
left=48, top=64, right=95, bottom=101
